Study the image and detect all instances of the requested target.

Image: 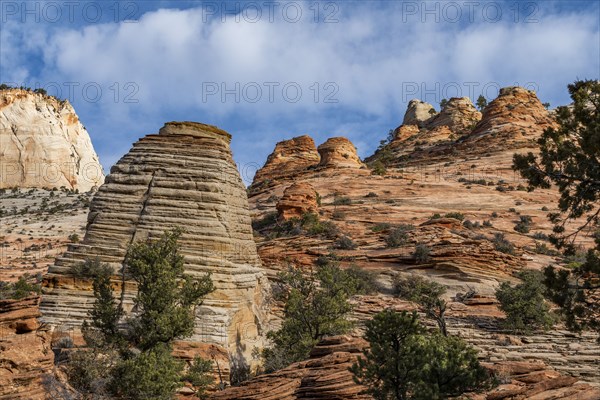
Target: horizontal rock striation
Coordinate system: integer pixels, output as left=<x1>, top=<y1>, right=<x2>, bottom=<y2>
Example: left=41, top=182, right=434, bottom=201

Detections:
left=0, top=88, right=104, bottom=191
left=466, top=87, right=556, bottom=146
left=211, top=335, right=371, bottom=400
left=40, top=121, right=267, bottom=363
left=212, top=334, right=600, bottom=399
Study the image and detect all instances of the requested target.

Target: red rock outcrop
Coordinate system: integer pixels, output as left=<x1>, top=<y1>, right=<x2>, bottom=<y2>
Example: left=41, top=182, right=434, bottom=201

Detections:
left=211, top=335, right=600, bottom=400
left=211, top=336, right=370, bottom=400
left=391, top=124, right=420, bottom=144
left=467, top=87, right=555, bottom=145
left=276, top=182, right=319, bottom=221
left=317, top=137, right=364, bottom=168
left=252, top=135, right=320, bottom=190
left=0, top=296, right=53, bottom=400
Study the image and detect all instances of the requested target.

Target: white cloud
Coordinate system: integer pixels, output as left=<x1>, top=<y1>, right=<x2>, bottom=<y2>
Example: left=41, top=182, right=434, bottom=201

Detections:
left=1, top=2, right=598, bottom=178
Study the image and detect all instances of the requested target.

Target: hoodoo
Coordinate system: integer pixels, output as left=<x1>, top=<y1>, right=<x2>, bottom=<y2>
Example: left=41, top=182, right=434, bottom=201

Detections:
left=40, top=121, right=267, bottom=362
left=317, top=137, right=364, bottom=168
left=251, top=135, right=320, bottom=189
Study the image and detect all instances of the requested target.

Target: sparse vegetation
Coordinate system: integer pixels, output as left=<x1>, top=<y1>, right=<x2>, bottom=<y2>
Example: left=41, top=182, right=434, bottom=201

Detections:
left=385, top=224, right=414, bottom=248
left=514, top=215, right=532, bottom=233
left=350, top=310, right=493, bottom=400
left=0, top=274, right=41, bottom=300
left=65, top=229, right=215, bottom=399
left=476, top=94, right=488, bottom=111
left=261, top=263, right=368, bottom=372
left=334, top=235, right=357, bottom=250
left=332, top=210, right=346, bottom=220
left=394, top=275, right=447, bottom=335
left=492, top=233, right=515, bottom=255
left=412, top=243, right=431, bottom=264
left=332, top=196, right=352, bottom=206
left=371, top=223, right=391, bottom=232
left=444, top=212, right=465, bottom=221
left=252, top=212, right=278, bottom=231
left=496, top=270, right=554, bottom=333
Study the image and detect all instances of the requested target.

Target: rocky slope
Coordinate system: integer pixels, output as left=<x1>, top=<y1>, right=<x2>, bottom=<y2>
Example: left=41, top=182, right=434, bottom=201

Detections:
left=245, top=86, right=600, bottom=394
left=0, top=89, right=104, bottom=191
left=40, top=121, right=268, bottom=367
left=212, top=334, right=600, bottom=400
left=0, top=188, right=90, bottom=281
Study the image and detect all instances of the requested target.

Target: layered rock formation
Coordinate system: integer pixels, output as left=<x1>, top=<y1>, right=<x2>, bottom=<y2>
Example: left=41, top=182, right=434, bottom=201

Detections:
left=212, top=335, right=600, bottom=400
left=40, top=121, right=267, bottom=364
left=211, top=336, right=371, bottom=400
left=317, top=137, right=364, bottom=168
left=369, top=86, right=554, bottom=167
left=252, top=135, right=319, bottom=189
left=249, top=135, right=367, bottom=194
left=403, top=99, right=436, bottom=127
left=0, top=88, right=104, bottom=191
left=276, top=182, right=319, bottom=221
left=0, top=296, right=52, bottom=400
left=465, top=87, right=555, bottom=147
left=427, top=97, right=482, bottom=133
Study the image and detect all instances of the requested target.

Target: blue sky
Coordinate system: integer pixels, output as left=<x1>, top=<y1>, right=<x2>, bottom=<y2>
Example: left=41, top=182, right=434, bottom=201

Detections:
left=1, top=1, right=599, bottom=184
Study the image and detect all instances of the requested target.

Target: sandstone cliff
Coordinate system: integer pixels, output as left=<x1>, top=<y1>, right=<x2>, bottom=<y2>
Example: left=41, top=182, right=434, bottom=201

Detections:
left=40, top=121, right=267, bottom=366
left=0, top=89, right=104, bottom=191
left=250, top=135, right=366, bottom=195
left=468, top=86, right=555, bottom=144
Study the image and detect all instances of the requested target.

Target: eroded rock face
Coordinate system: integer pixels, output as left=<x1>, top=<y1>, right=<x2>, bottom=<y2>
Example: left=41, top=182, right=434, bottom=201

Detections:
left=40, top=121, right=267, bottom=364
left=276, top=182, right=319, bottom=221
left=470, top=87, right=555, bottom=140
left=252, top=135, right=320, bottom=188
left=212, top=334, right=600, bottom=400
left=427, top=97, right=482, bottom=133
left=211, top=336, right=371, bottom=400
left=0, top=89, right=104, bottom=191
left=0, top=296, right=52, bottom=400
left=402, top=99, right=437, bottom=127
left=317, top=137, right=363, bottom=168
